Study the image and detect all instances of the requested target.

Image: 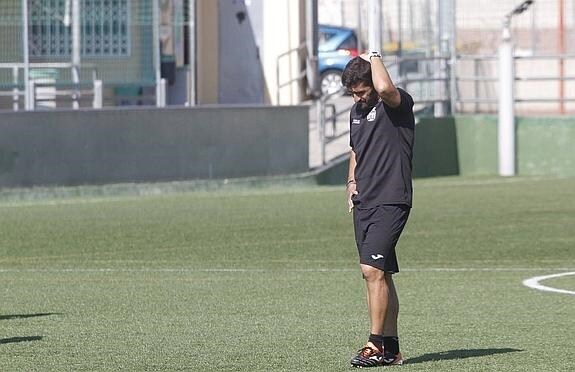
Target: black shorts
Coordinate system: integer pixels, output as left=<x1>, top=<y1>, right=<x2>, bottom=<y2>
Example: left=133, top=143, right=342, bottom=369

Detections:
left=353, top=204, right=411, bottom=273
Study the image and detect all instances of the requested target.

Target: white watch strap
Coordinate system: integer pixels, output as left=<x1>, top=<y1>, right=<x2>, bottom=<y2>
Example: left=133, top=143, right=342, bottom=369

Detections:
left=369, top=51, right=382, bottom=59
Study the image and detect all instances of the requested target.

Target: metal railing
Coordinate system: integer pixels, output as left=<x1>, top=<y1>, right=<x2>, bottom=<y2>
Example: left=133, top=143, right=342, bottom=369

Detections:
left=0, top=63, right=170, bottom=110
left=455, top=54, right=575, bottom=112
left=275, top=42, right=307, bottom=105
left=0, top=62, right=100, bottom=110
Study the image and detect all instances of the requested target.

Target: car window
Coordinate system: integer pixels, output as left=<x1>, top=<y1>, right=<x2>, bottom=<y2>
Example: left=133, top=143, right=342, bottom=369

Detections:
left=319, top=31, right=337, bottom=45
left=338, top=34, right=357, bottom=50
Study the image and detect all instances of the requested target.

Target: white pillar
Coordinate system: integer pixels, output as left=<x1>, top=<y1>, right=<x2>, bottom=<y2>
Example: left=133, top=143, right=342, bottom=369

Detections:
left=158, top=78, right=167, bottom=107
left=498, top=23, right=516, bottom=176
left=12, top=67, right=19, bottom=111
left=93, top=80, right=103, bottom=109
left=187, top=0, right=196, bottom=106
left=71, top=0, right=81, bottom=109
left=153, top=0, right=162, bottom=107
left=435, top=0, right=455, bottom=116
left=27, top=80, right=35, bottom=110
left=368, top=0, right=381, bottom=51
left=22, top=0, right=32, bottom=110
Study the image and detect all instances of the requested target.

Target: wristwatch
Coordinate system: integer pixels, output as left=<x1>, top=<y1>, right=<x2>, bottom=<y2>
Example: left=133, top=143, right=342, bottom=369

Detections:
left=368, top=51, right=382, bottom=60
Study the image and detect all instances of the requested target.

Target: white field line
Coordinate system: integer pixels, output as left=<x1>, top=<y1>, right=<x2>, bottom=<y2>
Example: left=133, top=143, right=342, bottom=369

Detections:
left=522, top=272, right=575, bottom=296
left=0, top=267, right=574, bottom=274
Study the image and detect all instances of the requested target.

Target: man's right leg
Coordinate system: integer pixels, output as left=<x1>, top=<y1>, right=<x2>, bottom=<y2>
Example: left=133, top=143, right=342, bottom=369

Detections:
left=350, top=264, right=388, bottom=368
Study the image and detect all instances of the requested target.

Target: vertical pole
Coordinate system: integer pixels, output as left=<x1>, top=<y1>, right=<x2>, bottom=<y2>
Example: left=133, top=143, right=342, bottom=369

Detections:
left=306, top=0, right=319, bottom=98
left=474, top=58, right=480, bottom=113
left=448, top=0, right=457, bottom=114
left=558, top=0, right=565, bottom=114
left=12, top=67, right=19, bottom=111
left=498, top=20, right=515, bottom=177
left=28, top=80, right=36, bottom=110
left=368, top=0, right=381, bottom=51
left=530, top=1, right=537, bottom=52
left=71, top=0, right=81, bottom=109
left=424, top=0, right=432, bottom=56
left=318, top=99, right=325, bottom=164
left=159, top=78, right=167, bottom=107
left=356, top=1, right=363, bottom=53
left=93, top=80, right=103, bottom=108
left=434, top=0, right=446, bottom=116
left=397, top=0, right=402, bottom=57
left=188, top=0, right=196, bottom=106
left=153, top=0, right=162, bottom=107
left=435, top=0, right=455, bottom=116
left=22, top=0, right=32, bottom=110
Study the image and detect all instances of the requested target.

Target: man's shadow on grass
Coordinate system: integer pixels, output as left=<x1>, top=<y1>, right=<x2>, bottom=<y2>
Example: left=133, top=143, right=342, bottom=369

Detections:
left=0, top=313, right=61, bottom=321
left=407, top=348, right=523, bottom=364
left=0, top=336, right=43, bottom=344
left=0, top=313, right=60, bottom=345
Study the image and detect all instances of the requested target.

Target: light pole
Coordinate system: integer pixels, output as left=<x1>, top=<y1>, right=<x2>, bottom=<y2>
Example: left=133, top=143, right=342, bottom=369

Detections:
left=498, top=0, right=534, bottom=177
left=367, top=0, right=381, bottom=51
left=71, top=0, right=81, bottom=109
left=22, top=0, right=31, bottom=110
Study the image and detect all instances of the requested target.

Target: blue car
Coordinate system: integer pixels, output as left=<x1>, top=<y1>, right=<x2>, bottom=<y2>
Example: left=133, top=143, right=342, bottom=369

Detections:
left=318, top=25, right=359, bottom=95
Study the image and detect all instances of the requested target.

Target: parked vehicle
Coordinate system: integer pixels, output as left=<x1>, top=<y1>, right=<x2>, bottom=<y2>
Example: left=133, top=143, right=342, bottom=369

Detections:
left=318, top=25, right=358, bottom=96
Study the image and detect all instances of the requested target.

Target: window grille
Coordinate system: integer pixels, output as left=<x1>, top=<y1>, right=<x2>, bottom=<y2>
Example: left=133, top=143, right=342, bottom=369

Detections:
left=29, top=0, right=130, bottom=57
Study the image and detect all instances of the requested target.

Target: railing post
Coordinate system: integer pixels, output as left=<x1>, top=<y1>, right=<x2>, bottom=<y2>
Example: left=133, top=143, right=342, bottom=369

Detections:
left=26, top=80, right=35, bottom=111
left=93, top=80, right=103, bottom=109
left=317, top=98, right=325, bottom=165
left=157, top=78, right=167, bottom=107
left=12, top=67, right=19, bottom=111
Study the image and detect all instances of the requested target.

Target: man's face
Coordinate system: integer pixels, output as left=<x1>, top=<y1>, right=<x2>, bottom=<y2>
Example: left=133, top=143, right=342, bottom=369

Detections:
left=348, top=82, right=379, bottom=112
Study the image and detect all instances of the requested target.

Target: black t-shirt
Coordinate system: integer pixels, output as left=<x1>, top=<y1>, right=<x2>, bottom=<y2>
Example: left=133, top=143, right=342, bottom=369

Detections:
left=349, top=88, right=415, bottom=208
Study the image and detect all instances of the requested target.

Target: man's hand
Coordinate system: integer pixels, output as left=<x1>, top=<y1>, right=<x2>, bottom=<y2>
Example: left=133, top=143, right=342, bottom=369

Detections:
left=346, top=182, right=358, bottom=213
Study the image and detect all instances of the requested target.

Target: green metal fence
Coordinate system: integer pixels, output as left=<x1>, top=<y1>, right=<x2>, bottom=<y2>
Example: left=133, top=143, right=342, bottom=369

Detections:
left=0, top=0, right=158, bottom=109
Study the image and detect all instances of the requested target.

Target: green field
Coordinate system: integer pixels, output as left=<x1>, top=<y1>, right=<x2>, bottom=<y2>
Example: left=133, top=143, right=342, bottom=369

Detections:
left=1, top=176, right=574, bottom=371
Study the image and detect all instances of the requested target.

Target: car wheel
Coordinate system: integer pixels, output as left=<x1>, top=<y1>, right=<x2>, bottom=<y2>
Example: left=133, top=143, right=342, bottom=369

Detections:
left=320, top=70, right=343, bottom=96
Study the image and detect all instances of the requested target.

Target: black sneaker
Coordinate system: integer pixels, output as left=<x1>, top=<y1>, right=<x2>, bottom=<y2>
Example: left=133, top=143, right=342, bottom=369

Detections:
left=350, top=346, right=384, bottom=368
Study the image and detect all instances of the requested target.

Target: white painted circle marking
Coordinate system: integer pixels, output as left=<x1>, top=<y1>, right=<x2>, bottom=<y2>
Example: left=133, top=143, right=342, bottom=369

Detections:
left=522, top=272, right=575, bottom=295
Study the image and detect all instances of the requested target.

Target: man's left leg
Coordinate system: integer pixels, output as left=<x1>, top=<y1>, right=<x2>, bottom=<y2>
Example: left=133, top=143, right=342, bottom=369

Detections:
left=382, top=273, right=403, bottom=365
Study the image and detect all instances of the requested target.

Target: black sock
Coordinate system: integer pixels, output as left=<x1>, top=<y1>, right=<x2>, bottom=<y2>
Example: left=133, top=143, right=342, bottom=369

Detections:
left=368, top=334, right=384, bottom=352
left=383, top=336, right=400, bottom=355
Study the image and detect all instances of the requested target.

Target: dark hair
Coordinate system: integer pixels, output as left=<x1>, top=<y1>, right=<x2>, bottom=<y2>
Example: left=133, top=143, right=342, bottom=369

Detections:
left=341, top=57, right=372, bottom=89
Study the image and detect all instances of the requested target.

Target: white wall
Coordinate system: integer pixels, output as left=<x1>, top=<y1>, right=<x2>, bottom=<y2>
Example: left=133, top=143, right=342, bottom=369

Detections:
left=247, top=0, right=305, bottom=105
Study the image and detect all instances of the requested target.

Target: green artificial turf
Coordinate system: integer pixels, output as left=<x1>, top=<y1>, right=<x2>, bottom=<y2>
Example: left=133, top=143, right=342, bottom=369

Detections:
left=1, top=176, right=574, bottom=371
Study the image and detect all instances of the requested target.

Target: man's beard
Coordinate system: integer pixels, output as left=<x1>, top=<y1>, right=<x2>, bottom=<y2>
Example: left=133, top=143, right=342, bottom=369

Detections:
left=356, top=90, right=380, bottom=114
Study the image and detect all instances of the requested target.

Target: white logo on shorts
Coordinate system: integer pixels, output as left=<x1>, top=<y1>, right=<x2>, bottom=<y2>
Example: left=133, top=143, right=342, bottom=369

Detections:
left=371, top=254, right=384, bottom=260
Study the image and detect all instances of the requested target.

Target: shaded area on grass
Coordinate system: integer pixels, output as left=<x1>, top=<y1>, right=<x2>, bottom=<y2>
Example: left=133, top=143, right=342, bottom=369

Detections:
left=0, top=336, right=43, bottom=344
left=407, top=348, right=524, bottom=364
left=0, top=313, right=61, bottom=321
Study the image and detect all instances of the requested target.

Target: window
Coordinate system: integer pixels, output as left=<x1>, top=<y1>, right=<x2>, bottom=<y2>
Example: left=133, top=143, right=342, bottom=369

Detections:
left=29, top=0, right=130, bottom=57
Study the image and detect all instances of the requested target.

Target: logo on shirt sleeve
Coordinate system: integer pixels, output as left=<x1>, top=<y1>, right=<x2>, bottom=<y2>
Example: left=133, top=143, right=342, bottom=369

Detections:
left=367, top=107, right=377, bottom=122
left=352, top=119, right=361, bottom=125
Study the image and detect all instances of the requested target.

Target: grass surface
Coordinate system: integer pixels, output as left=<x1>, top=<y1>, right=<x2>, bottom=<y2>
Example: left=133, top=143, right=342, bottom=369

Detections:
left=1, top=176, right=574, bottom=371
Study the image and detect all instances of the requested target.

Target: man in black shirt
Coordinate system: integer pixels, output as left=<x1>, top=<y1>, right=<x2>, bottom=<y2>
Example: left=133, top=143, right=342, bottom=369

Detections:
left=343, top=52, right=415, bottom=368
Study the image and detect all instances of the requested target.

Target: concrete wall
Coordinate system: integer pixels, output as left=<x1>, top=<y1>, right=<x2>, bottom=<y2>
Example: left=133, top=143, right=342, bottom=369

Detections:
left=413, top=115, right=575, bottom=178
left=317, top=115, right=575, bottom=185
left=0, top=105, right=308, bottom=188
